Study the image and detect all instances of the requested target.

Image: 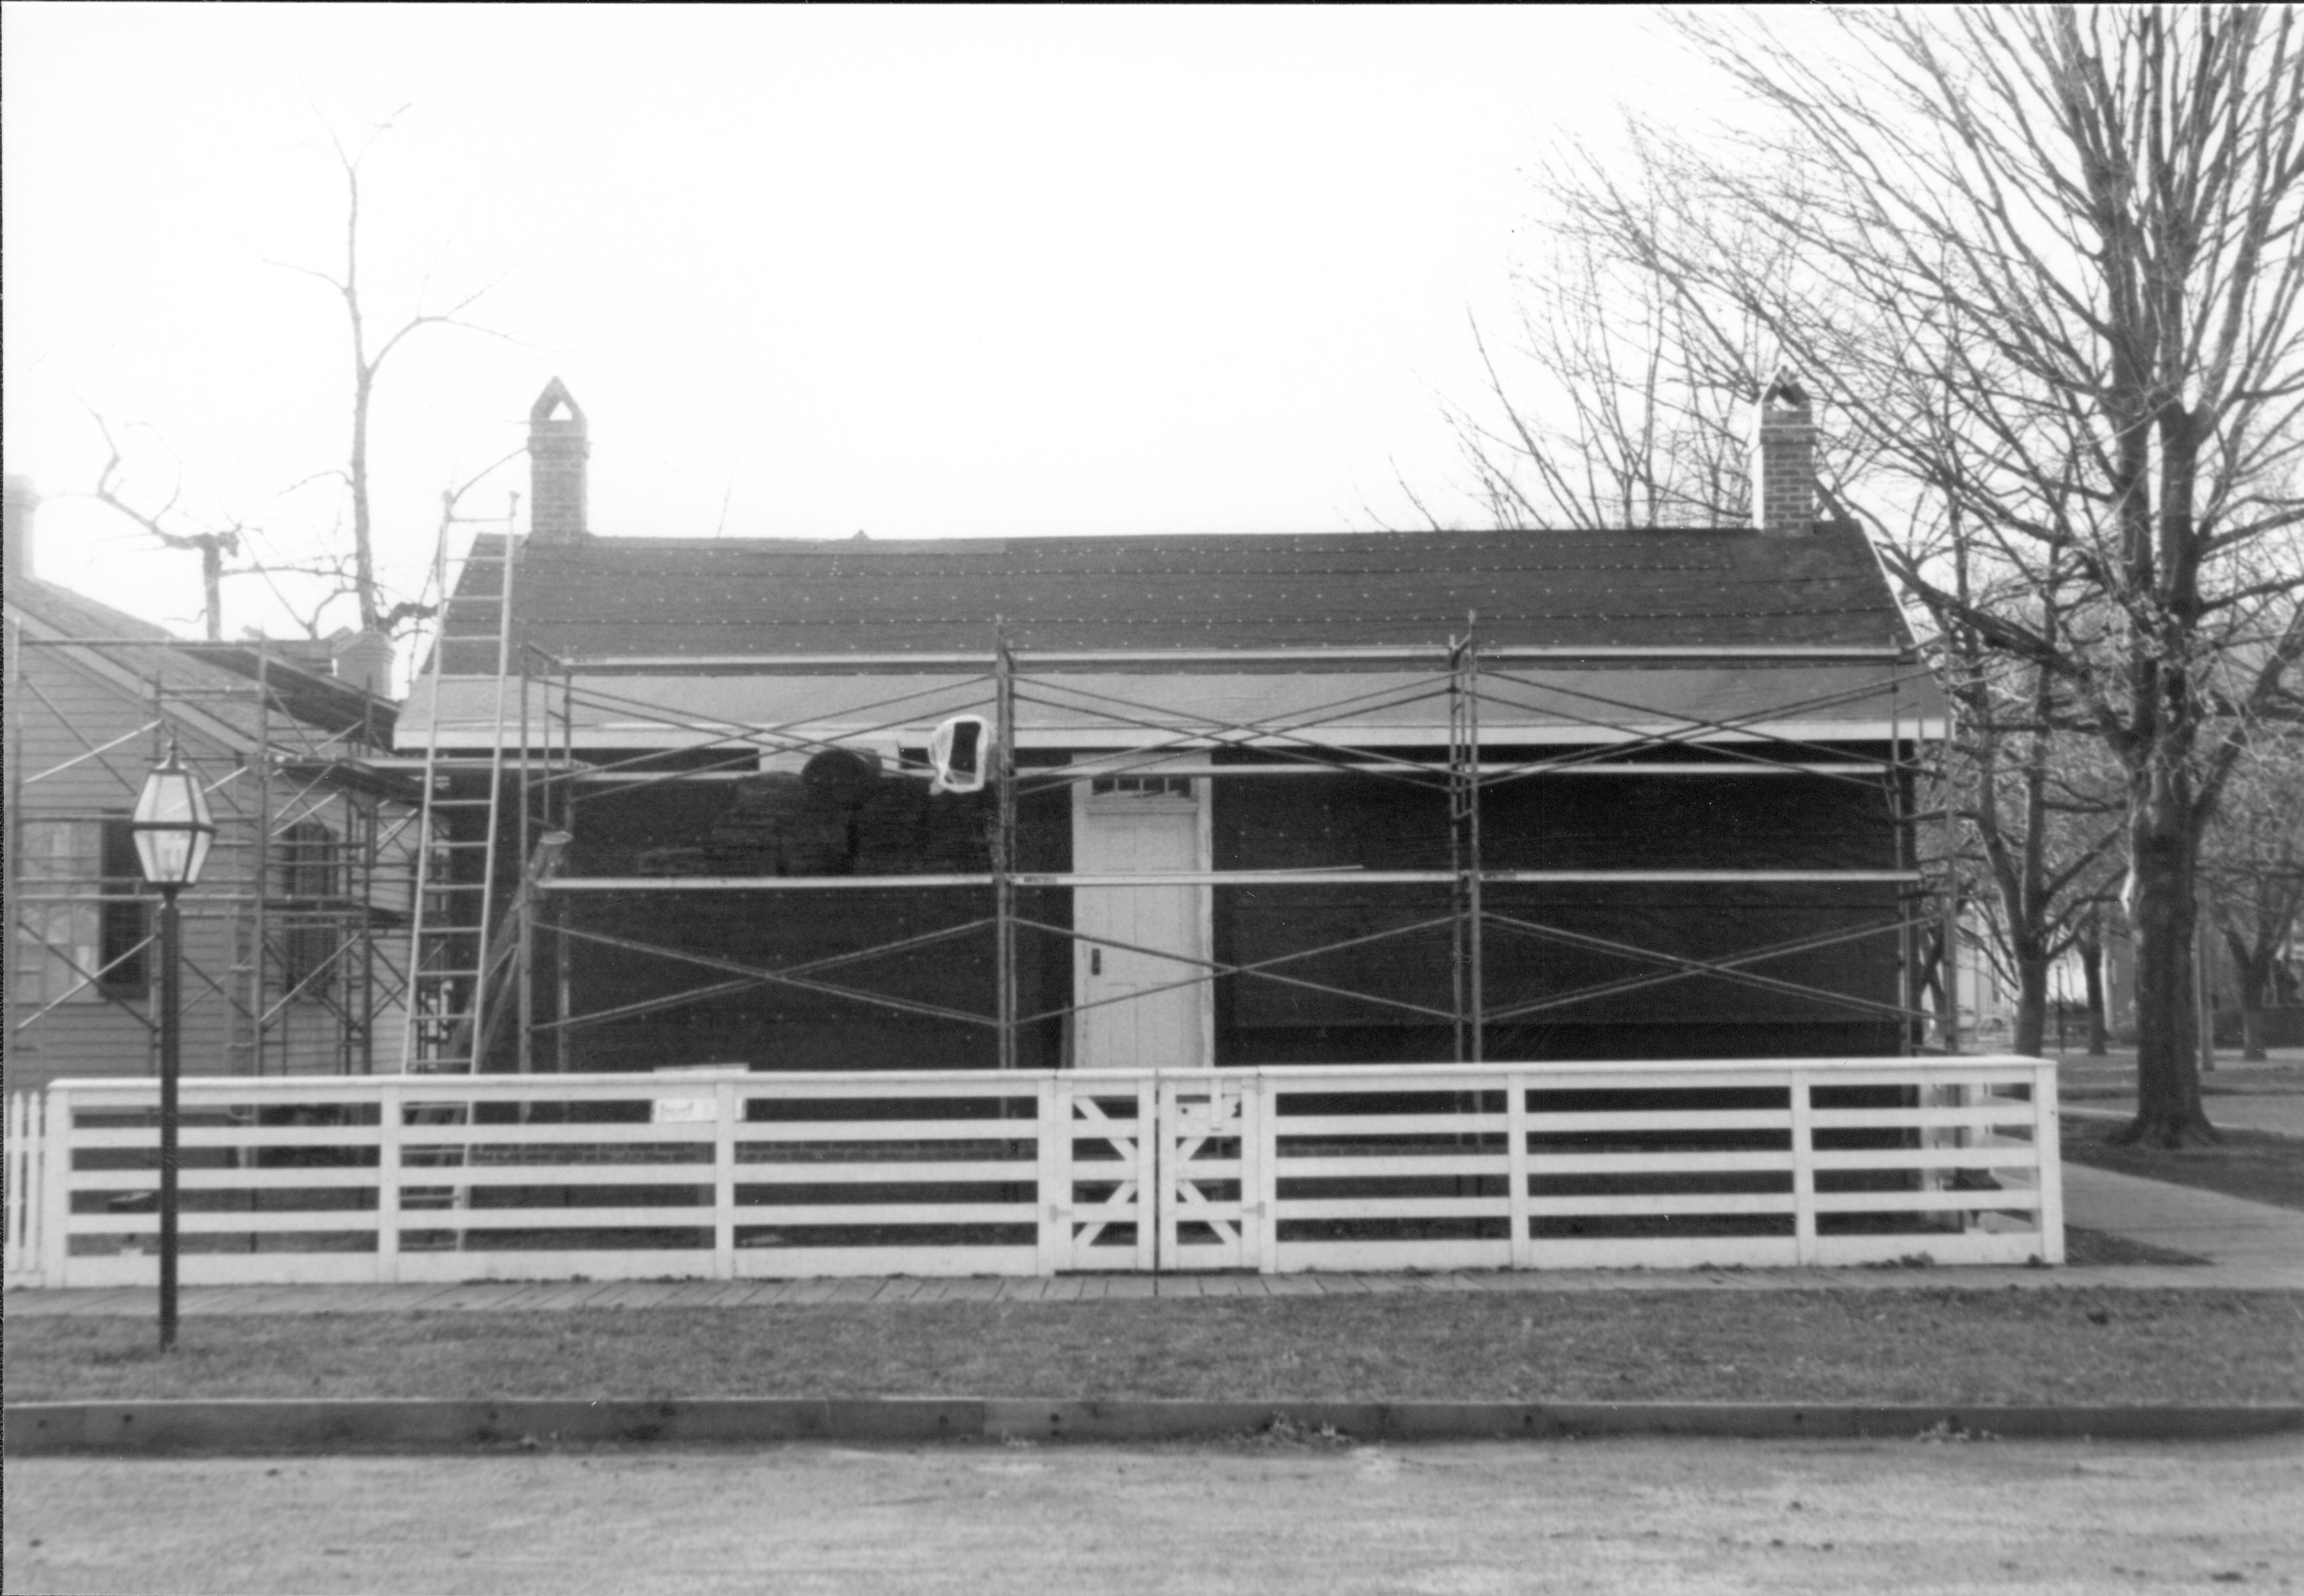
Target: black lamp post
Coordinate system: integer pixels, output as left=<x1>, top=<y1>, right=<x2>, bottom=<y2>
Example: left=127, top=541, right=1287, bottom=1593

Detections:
left=131, top=743, right=215, bottom=1351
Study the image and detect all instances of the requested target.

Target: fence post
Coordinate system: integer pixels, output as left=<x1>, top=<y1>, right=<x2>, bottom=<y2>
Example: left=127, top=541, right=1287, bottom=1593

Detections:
left=714, top=1078, right=738, bottom=1280
left=1262, top=1068, right=1281, bottom=1271
left=41, top=1085, right=73, bottom=1286
left=1789, top=1070, right=1818, bottom=1266
left=1136, top=1075, right=1159, bottom=1274
left=5, top=1093, right=19, bottom=1280
left=2032, top=1059, right=2065, bottom=1264
left=1037, top=1075, right=1065, bottom=1276
left=1234, top=1072, right=1264, bottom=1272
left=1505, top=1071, right=1532, bottom=1270
left=5, top=1091, right=40, bottom=1288
left=376, top=1082, right=403, bottom=1284
left=1935, top=1079, right=1963, bottom=1227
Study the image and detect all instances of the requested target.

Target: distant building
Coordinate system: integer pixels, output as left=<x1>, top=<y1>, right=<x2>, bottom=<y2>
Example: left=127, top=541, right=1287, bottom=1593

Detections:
left=4, top=477, right=419, bottom=1094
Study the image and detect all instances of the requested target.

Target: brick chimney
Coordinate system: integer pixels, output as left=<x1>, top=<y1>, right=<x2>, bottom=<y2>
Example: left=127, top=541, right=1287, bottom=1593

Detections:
left=332, top=629, right=397, bottom=699
left=4, top=475, right=39, bottom=590
left=1751, top=374, right=1817, bottom=536
left=528, top=378, right=588, bottom=543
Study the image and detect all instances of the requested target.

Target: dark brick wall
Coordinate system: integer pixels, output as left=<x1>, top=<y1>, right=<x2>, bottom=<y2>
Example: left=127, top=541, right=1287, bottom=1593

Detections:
left=1209, top=764, right=1905, bottom=1062
left=524, top=753, right=1908, bottom=1072
left=546, top=772, right=1071, bottom=1072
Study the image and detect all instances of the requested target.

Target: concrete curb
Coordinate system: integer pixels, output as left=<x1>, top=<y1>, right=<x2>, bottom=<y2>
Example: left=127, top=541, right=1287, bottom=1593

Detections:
left=8, top=1397, right=2300, bottom=1454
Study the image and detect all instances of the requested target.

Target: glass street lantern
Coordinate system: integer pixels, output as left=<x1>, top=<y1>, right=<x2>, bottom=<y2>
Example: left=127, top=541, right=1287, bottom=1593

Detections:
left=133, top=742, right=214, bottom=1353
left=131, top=746, right=215, bottom=891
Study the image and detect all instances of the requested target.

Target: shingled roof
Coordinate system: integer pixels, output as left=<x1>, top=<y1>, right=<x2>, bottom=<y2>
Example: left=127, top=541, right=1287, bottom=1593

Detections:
left=442, top=521, right=1916, bottom=665
left=7, top=576, right=394, bottom=745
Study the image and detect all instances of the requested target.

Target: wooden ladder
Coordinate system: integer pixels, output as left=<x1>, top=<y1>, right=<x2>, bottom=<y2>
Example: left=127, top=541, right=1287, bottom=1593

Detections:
left=400, top=515, right=520, bottom=1074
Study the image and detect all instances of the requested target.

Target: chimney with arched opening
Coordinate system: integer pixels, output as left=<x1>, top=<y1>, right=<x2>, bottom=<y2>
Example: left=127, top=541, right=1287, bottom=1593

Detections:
left=529, top=379, right=588, bottom=543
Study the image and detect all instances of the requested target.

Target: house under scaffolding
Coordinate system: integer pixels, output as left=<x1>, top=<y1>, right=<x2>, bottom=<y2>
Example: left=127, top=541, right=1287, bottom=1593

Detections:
left=393, top=384, right=1956, bottom=1078
left=3, top=507, right=422, bottom=1093
left=9, top=401, right=2072, bottom=1290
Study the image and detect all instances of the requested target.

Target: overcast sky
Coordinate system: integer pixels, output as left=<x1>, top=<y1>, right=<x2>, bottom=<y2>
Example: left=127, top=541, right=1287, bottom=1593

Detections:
left=5, top=4, right=1728, bottom=641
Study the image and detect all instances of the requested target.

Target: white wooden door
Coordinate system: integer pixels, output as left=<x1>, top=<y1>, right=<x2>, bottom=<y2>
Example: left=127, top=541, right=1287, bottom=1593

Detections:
left=1073, top=778, right=1207, bottom=1071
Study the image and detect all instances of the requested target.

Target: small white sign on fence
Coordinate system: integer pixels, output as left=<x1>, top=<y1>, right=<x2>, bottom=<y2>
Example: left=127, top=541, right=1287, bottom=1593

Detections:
left=651, top=1065, right=749, bottom=1125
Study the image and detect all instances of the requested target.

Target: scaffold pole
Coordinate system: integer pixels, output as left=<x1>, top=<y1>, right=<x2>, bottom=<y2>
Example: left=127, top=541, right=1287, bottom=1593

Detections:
left=994, top=624, right=1018, bottom=1072
left=1450, top=616, right=1485, bottom=1064
left=251, top=641, right=271, bottom=1076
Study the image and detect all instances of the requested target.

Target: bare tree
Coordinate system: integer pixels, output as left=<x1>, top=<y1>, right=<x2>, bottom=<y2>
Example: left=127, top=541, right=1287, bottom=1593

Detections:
left=82, top=409, right=245, bottom=641
left=2071, top=897, right=2117, bottom=1056
left=76, top=112, right=518, bottom=659
left=269, top=110, right=510, bottom=633
left=1537, top=7, right=2304, bottom=1144
left=81, top=405, right=477, bottom=654
left=1453, top=141, right=2126, bottom=1066
left=1882, top=520, right=2129, bottom=1061
left=1438, top=225, right=1762, bottom=529
left=2203, top=731, right=2304, bottom=1059
left=1942, top=560, right=2127, bottom=1056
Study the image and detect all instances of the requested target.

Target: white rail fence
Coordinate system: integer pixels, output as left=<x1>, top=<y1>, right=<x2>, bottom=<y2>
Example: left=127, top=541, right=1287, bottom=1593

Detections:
left=3, top=1058, right=2061, bottom=1289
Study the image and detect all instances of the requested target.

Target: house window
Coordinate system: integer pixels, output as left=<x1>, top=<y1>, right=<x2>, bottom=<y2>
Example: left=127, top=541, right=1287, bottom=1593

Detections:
left=1088, top=776, right=1195, bottom=798
left=13, top=817, right=150, bottom=1006
left=277, top=820, right=342, bottom=1001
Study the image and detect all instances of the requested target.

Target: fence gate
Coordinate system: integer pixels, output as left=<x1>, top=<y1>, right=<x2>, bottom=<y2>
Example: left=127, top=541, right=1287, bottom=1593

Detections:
left=1050, top=1076, right=1156, bottom=1272
left=1154, top=1076, right=1262, bottom=1272
left=1052, top=1073, right=1266, bottom=1274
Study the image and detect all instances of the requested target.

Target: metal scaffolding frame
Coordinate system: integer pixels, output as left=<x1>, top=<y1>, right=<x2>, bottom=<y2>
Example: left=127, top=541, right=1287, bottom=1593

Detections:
left=390, top=618, right=1958, bottom=1075
left=4, top=616, right=422, bottom=1080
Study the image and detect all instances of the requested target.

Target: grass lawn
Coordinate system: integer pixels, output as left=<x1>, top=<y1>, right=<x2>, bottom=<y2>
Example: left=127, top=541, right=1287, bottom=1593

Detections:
left=2057, top=1055, right=2304, bottom=1099
left=2062, top=1121, right=2304, bottom=1212
left=2064, top=1226, right=2207, bottom=1266
left=9, top=1290, right=2299, bottom=1407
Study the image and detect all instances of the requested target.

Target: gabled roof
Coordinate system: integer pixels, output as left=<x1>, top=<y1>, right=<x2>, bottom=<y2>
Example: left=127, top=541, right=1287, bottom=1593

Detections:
left=405, top=522, right=1943, bottom=752
left=447, top=522, right=1918, bottom=663
left=173, top=641, right=396, bottom=743
left=6, top=576, right=393, bottom=748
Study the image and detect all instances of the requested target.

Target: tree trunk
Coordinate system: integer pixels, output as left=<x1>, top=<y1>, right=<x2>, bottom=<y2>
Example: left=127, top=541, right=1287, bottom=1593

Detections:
left=2120, top=816, right=2218, bottom=1146
left=2012, top=955, right=2049, bottom=1057
left=2079, top=935, right=2109, bottom=1056
left=199, top=542, right=224, bottom=642
left=350, top=371, right=380, bottom=633
left=2230, top=943, right=2271, bottom=1064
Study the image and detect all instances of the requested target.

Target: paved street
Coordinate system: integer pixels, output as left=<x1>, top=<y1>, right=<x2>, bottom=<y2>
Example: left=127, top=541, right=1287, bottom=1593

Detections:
left=9, top=1438, right=2301, bottom=1595
left=8, top=1060, right=2298, bottom=1596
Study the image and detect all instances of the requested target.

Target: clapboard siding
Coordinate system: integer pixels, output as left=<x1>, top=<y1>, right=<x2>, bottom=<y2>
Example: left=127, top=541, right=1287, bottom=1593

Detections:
left=6, top=633, right=396, bottom=1093
left=10, top=646, right=237, bottom=1091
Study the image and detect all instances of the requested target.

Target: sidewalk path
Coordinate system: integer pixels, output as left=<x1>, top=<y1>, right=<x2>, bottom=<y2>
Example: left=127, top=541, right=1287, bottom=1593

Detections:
left=2060, top=1162, right=2304, bottom=1287
left=2067, top=1096, right=2304, bottom=1137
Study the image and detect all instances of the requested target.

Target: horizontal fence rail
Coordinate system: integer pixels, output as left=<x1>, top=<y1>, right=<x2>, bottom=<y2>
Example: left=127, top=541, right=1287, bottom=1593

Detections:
left=3, top=1058, right=2061, bottom=1288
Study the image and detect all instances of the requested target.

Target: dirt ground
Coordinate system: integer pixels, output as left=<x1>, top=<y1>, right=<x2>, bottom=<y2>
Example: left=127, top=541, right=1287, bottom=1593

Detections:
left=8, top=1436, right=2300, bottom=1595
